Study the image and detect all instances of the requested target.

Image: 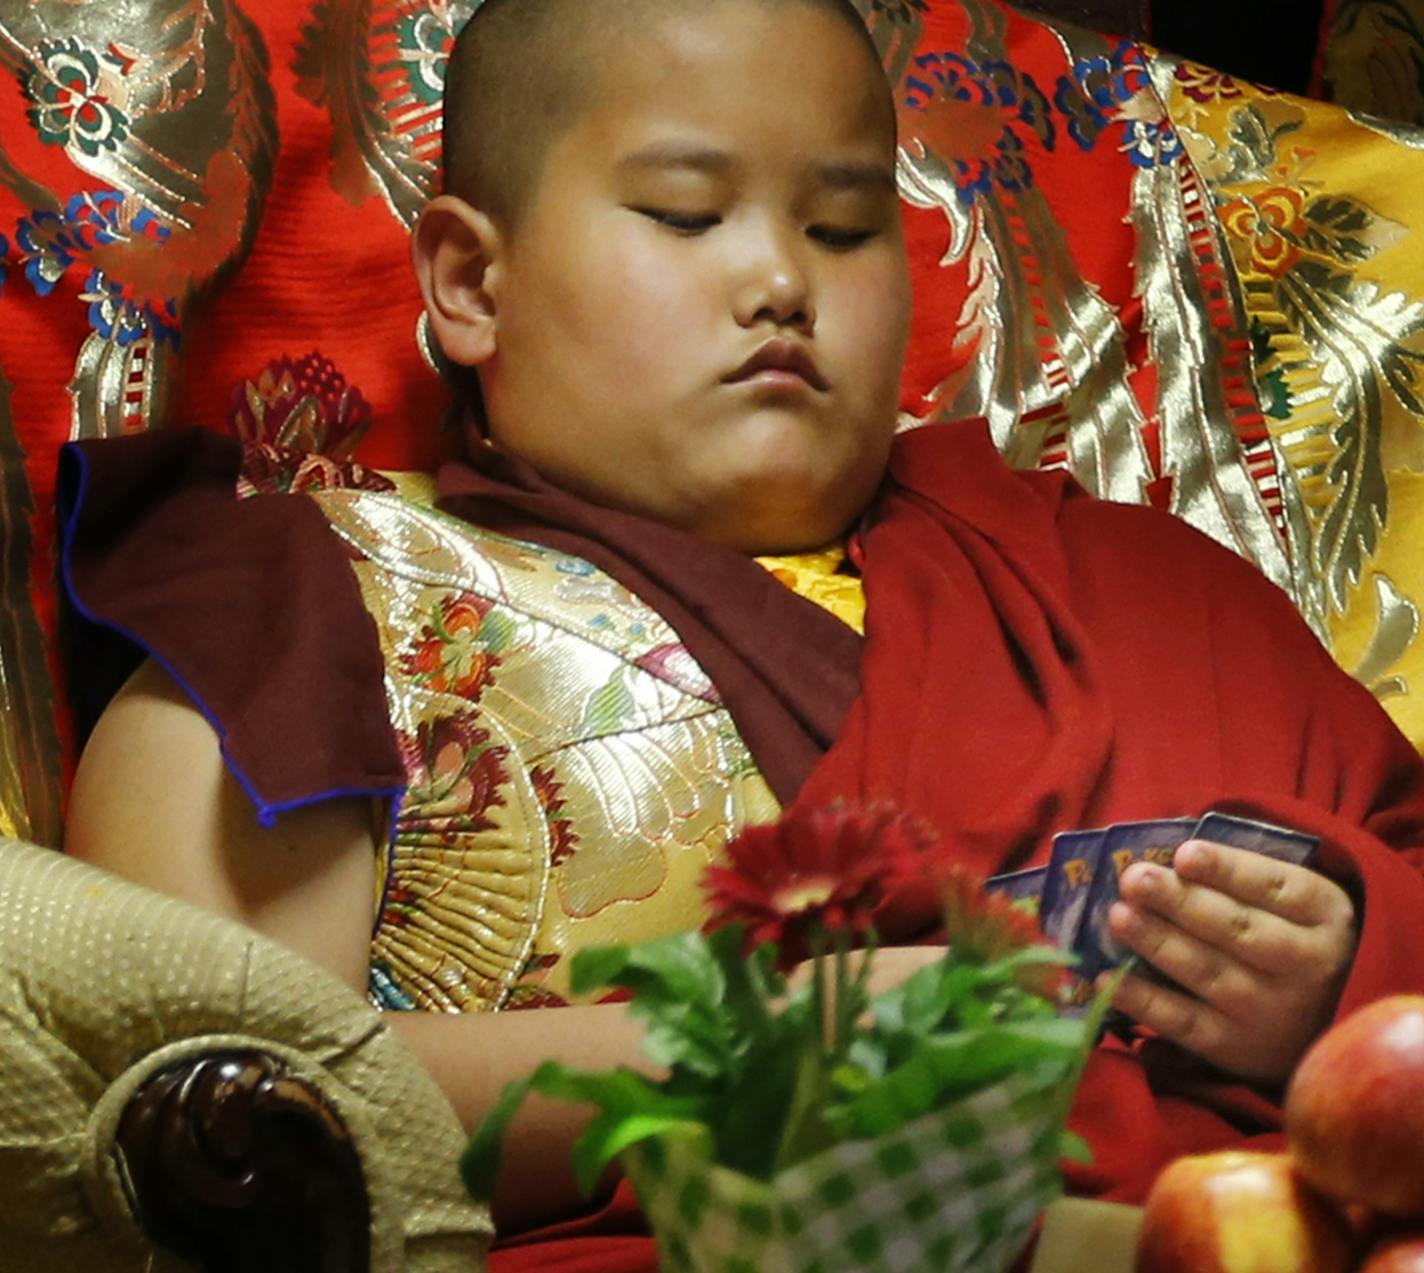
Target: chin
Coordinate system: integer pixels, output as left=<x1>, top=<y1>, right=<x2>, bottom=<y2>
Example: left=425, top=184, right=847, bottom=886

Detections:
left=697, top=491, right=865, bottom=556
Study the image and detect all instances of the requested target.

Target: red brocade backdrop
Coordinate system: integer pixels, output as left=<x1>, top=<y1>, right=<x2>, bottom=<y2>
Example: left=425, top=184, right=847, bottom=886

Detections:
left=4, top=0, right=1424, bottom=848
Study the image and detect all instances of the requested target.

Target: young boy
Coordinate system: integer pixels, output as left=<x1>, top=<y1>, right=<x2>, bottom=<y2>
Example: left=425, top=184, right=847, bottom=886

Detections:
left=59, top=0, right=1424, bottom=1267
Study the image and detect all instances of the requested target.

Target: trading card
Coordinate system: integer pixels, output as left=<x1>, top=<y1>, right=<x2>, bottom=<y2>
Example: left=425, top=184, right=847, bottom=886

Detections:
left=984, top=865, right=1048, bottom=914
left=1190, top=812, right=1320, bottom=868
left=1040, top=829, right=1107, bottom=952
left=1076, top=818, right=1197, bottom=981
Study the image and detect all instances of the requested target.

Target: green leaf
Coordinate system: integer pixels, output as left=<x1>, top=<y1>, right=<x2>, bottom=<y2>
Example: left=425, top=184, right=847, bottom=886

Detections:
left=571, top=1112, right=712, bottom=1196
left=459, top=1074, right=535, bottom=1201
left=1059, top=1129, right=1093, bottom=1164
left=529, top=1061, right=692, bottom=1114
left=571, top=933, right=740, bottom=1077
left=571, top=932, right=725, bottom=1006
left=711, top=1031, right=812, bottom=1177
left=568, top=943, right=635, bottom=994
left=836, top=1020, right=1088, bottom=1137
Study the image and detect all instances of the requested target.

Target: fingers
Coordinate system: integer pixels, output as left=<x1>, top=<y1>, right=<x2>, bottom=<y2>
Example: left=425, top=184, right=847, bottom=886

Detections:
left=1103, top=840, right=1359, bottom=1085
left=1115, top=859, right=1305, bottom=977
left=1108, top=969, right=1237, bottom=1066
left=1171, top=840, right=1351, bottom=930
left=1107, top=899, right=1260, bottom=1014
left=1116, top=845, right=1355, bottom=975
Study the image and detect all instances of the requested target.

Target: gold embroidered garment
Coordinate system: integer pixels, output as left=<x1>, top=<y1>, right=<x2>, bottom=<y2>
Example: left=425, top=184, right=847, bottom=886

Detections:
left=310, top=488, right=785, bottom=1013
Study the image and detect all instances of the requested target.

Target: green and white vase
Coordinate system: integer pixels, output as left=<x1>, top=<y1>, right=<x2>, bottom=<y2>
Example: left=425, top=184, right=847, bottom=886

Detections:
left=625, top=1063, right=1073, bottom=1273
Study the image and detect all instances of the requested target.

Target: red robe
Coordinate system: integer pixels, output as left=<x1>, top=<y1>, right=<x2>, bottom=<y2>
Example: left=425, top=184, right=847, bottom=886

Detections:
left=489, top=420, right=1424, bottom=1270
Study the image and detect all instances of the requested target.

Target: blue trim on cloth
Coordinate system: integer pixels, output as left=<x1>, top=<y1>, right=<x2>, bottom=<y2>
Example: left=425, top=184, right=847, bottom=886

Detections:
left=57, top=442, right=409, bottom=843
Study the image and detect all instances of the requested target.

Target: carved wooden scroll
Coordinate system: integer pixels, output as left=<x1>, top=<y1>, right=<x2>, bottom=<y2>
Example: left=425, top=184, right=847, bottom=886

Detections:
left=116, top=1050, right=372, bottom=1273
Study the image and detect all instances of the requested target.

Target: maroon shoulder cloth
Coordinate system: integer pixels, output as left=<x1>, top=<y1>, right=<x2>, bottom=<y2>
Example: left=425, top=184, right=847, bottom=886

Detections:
left=59, top=428, right=406, bottom=824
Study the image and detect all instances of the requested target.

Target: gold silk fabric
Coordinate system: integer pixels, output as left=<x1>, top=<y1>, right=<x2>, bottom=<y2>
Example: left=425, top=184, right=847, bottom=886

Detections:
left=310, top=489, right=781, bottom=1012
left=1157, top=61, right=1424, bottom=745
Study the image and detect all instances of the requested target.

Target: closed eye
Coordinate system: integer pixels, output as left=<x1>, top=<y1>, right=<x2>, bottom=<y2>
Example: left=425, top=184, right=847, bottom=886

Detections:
left=808, top=225, right=876, bottom=250
left=634, top=208, right=721, bottom=234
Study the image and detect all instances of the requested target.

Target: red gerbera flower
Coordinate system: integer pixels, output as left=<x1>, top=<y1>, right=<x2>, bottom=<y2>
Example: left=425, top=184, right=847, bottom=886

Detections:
left=703, top=802, right=941, bottom=967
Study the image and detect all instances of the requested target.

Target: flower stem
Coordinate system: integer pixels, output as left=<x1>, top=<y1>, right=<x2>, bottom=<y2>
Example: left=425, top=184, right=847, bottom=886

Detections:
left=810, top=930, right=830, bottom=1054
left=832, top=934, right=851, bottom=1060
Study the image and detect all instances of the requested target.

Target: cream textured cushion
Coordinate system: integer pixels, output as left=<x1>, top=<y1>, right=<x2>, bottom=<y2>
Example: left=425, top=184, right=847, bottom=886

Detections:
left=0, top=837, right=490, bottom=1272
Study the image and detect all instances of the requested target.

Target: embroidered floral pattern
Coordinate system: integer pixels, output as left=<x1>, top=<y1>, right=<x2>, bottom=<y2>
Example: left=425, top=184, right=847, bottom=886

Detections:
left=236, top=442, right=396, bottom=497
left=900, top=51, right=1056, bottom=204
left=11, top=191, right=179, bottom=345
left=1174, top=61, right=1251, bottom=108
left=1180, top=90, right=1424, bottom=619
left=1219, top=186, right=1310, bottom=278
left=401, top=593, right=502, bottom=700
left=532, top=764, right=579, bottom=869
left=23, top=37, right=133, bottom=157
left=396, top=8, right=457, bottom=106
left=1058, top=42, right=1182, bottom=169
left=229, top=352, right=374, bottom=457
left=396, top=710, right=510, bottom=829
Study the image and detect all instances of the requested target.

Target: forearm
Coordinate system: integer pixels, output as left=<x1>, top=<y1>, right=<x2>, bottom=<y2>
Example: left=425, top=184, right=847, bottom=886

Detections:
left=390, top=1001, right=655, bottom=1233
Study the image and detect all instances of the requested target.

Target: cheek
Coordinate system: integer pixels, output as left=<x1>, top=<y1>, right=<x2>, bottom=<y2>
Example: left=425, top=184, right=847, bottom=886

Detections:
left=824, top=262, right=911, bottom=394
left=557, top=232, right=709, bottom=375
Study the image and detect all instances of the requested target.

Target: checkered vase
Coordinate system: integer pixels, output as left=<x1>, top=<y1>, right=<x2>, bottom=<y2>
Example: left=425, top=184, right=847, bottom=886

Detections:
left=624, top=1063, right=1071, bottom=1273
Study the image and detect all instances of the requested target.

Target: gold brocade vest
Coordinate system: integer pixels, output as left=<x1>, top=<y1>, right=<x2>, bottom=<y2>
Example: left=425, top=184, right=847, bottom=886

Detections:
left=307, top=485, right=789, bottom=1014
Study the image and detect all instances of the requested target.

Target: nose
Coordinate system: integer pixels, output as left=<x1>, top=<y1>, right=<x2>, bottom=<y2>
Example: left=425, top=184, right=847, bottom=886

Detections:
left=731, top=224, right=815, bottom=333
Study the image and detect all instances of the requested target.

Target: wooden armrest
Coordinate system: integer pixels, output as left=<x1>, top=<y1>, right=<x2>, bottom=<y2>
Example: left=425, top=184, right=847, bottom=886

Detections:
left=115, top=1051, right=372, bottom=1273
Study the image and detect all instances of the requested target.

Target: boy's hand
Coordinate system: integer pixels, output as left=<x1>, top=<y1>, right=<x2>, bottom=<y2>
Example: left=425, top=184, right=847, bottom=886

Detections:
left=1102, top=839, right=1357, bottom=1086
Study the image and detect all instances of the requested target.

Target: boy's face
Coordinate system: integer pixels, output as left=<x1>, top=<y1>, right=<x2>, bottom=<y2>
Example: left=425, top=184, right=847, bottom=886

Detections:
left=478, top=0, right=910, bottom=552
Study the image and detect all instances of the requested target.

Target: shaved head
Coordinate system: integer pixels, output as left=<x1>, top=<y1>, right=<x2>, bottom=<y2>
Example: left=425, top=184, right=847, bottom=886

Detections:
left=442, top=0, right=888, bottom=228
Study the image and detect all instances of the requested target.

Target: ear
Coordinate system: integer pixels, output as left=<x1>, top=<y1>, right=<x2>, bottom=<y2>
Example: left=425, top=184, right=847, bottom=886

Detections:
left=411, top=194, right=505, bottom=368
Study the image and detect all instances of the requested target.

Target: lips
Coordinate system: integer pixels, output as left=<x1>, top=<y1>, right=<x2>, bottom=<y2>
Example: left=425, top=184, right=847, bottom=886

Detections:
left=723, top=339, right=828, bottom=392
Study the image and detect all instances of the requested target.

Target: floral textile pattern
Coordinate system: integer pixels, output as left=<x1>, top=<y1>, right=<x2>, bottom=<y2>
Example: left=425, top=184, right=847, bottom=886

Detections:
left=1163, top=60, right=1424, bottom=743
left=23, top=37, right=134, bottom=157
left=894, top=0, right=1155, bottom=505
left=900, top=49, right=1057, bottom=205
left=294, top=0, right=481, bottom=225
left=1175, top=81, right=1424, bottom=618
left=395, top=710, right=510, bottom=832
left=305, top=487, right=778, bottom=1013
left=396, top=6, right=457, bottom=107
left=1056, top=41, right=1183, bottom=169
left=11, top=191, right=180, bottom=348
left=229, top=352, right=375, bottom=457
left=400, top=593, right=503, bottom=700
left=236, top=442, right=396, bottom=498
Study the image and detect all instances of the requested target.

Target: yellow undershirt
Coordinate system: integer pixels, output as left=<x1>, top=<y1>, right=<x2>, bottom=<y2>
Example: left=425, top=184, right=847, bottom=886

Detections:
left=755, top=545, right=866, bottom=635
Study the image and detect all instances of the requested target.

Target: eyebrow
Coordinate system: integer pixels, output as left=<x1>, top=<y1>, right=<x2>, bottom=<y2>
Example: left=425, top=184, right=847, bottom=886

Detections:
left=617, top=144, right=736, bottom=176
left=617, top=143, right=895, bottom=193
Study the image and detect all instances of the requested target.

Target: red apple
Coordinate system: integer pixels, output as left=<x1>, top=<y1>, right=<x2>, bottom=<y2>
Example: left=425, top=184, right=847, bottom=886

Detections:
left=1286, top=995, right=1424, bottom=1218
left=1360, top=1233, right=1424, bottom=1272
left=1136, top=1150, right=1354, bottom=1273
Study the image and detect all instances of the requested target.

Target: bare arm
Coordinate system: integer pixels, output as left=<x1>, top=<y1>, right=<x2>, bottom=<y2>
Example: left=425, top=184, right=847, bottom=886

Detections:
left=66, top=658, right=378, bottom=992
left=65, top=658, right=652, bottom=1232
